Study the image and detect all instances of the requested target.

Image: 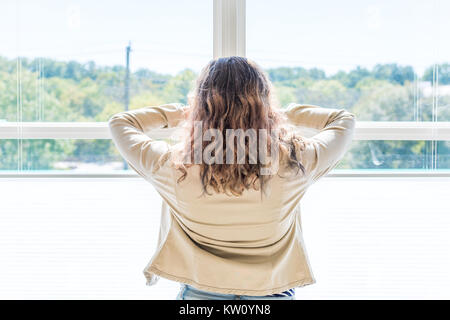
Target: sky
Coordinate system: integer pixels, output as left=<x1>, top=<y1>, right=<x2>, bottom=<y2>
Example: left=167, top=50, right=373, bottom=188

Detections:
left=0, top=0, right=449, bottom=76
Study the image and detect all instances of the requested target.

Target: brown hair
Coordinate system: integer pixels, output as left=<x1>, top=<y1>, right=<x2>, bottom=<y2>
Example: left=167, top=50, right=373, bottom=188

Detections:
left=172, top=56, right=306, bottom=196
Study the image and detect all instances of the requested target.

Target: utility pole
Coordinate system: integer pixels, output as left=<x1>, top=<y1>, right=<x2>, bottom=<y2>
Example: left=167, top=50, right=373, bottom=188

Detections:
left=125, top=42, right=131, bottom=112
left=123, top=42, right=132, bottom=170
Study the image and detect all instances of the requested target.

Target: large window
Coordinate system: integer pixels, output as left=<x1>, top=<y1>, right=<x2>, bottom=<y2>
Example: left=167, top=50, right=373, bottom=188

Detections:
left=248, top=0, right=450, bottom=121
left=0, top=0, right=211, bottom=171
left=0, top=0, right=449, bottom=301
left=0, top=0, right=449, bottom=173
left=247, top=0, right=450, bottom=171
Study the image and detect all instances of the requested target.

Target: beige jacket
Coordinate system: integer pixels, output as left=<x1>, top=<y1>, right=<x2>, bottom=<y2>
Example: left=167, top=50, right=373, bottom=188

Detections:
left=108, top=103, right=356, bottom=296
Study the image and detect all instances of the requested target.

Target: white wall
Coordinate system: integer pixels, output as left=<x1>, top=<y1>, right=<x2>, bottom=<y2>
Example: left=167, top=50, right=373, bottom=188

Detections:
left=0, top=177, right=449, bottom=299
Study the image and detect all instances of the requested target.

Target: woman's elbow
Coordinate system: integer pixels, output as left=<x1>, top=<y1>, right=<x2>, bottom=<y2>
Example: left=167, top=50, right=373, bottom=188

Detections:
left=107, top=113, right=127, bottom=138
left=344, top=111, right=357, bottom=129
left=108, top=112, right=129, bottom=130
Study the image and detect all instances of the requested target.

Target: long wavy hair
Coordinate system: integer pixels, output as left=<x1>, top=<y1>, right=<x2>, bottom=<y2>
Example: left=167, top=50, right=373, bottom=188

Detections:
left=172, top=56, right=306, bottom=196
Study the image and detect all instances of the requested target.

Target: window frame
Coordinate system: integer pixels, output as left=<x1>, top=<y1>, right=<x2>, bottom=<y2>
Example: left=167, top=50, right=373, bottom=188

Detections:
left=1, top=121, right=450, bottom=141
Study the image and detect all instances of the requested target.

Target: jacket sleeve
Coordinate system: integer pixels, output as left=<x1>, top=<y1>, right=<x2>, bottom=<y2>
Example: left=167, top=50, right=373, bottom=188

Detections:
left=108, top=103, right=187, bottom=179
left=283, top=103, right=356, bottom=182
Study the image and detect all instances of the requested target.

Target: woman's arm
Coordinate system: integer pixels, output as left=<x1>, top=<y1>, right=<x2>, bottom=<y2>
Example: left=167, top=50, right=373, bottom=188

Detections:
left=283, top=103, right=356, bottom=182
left=108, top=103, right=187, bottom=179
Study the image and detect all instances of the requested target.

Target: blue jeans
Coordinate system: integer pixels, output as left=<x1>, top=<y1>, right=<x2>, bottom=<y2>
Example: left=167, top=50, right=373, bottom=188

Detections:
left=176, top=284, right=295, bottom=300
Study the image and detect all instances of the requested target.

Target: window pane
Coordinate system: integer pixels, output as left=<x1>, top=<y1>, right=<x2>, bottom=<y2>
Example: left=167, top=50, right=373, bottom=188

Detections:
left=337, top=140, right=450, bottom=170
left=437, top=141, right=450, bottom=169
left=247, top=0, right=449, bottom=121
left=436, top=0, right=450, bottom=121
left=0, top=139, right=122, bottom=172
left=0, top=140, right=18, bottom=171
left=0, top=0, right=211, bottom=122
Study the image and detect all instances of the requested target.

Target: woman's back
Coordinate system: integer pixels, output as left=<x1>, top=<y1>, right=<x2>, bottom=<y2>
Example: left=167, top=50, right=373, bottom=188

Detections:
left=174, top=164, right=294, bottom=243
left=144, top=157, right=314, bottom=296
left=108, top=57, right=356, bottom=296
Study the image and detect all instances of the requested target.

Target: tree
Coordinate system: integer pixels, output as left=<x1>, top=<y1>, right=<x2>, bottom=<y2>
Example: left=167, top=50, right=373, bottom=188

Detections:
left=372, top=63, right=415, bottom=85
left=162, top=69, right=196, bottom=104
left=331, top=66, right=371, bottom=88
left=423, top=63, right=450, bottom=85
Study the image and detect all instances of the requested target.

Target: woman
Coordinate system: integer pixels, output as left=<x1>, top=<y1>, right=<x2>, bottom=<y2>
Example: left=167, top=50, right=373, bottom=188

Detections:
left=108, top=56, right=356, bottom=300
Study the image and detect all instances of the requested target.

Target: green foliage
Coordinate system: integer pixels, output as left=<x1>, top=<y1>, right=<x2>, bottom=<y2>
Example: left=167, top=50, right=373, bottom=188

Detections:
left=372, top=64, right=415, bottom=85
left=0, top=56, right=448, bottom=171
left=331, top=66, right=371, bottom=88
left=423, top=63, right=450, bottom=85
left=162, top=69, right=197, bottom=104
